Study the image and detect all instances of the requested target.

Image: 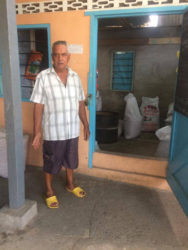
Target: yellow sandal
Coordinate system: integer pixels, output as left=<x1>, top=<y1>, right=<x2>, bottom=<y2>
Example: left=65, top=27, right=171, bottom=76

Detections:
left=45, top=195, right=59, bottom=208
left=66, top=186, right=86, bottom=198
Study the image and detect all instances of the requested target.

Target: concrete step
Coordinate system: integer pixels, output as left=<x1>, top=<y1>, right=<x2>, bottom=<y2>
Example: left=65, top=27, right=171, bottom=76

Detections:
left=78, top=166, right=170, bottom=191
left=77, top=152, right=170, bottom=191
left=93, top=152, right=168, bottom=178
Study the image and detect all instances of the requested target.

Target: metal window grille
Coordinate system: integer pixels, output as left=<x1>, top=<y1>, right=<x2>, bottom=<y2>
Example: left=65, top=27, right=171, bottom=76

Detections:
left=112, top=51, right=134, bottom=91
left=18, top=28, right=49, bottom=101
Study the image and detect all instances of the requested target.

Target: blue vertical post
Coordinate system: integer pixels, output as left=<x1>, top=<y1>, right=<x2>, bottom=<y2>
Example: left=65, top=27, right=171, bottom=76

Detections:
left=88, top=14, right=98, bottom=168
left=0, top=0, right=25, bottom=208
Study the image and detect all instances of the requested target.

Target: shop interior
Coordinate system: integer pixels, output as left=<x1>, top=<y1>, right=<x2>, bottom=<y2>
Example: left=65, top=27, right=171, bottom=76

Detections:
left=96, top=14, right=182, bottom=159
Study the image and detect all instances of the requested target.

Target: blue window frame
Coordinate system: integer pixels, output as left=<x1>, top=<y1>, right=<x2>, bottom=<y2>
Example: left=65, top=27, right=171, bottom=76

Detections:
left=18, top=24, right=51, bottom=102
left=112, top=51, right=134, bottom=91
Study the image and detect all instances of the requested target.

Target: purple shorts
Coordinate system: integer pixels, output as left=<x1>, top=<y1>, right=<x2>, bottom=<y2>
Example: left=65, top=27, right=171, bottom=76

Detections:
left=43, top=137, right=79, bottom=174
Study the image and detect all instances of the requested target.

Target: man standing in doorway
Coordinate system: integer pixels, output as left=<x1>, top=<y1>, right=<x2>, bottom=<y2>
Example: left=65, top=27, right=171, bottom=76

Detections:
left=30, top=41, right=90, bottom=208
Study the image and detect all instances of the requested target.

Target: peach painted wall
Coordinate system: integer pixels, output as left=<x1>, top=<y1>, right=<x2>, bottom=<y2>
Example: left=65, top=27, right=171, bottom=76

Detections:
left=0, top=10, right=90, bottom=167
left=0, top=2, right=169, bottom=190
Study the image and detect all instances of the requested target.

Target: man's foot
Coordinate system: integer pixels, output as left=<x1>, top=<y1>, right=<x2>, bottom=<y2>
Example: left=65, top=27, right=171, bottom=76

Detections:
left=45, top=192, right=59, bottom=208
left=65, top=186, right=86, bottom=198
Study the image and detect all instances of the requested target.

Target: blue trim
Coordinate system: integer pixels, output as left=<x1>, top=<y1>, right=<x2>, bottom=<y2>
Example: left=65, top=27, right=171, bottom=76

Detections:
left=168, top=112, right=188, bottom=169
left=17, top=24, right=51, bottom=67
left=17, top=24, right=51, bottom=102
left=169, top=111, right=177, bottom=161
left=167, top=168, right=188, bottom=217
left=47, top=27, right=52, bottom=67
left=22, top=98, right=31, bottom=103
left=86, top=5, right=188, bottom=168
left=169, top=68, right=179, bottom=161
left=88, top=15, right=98, bottom=168
left=85, top=5, right=188, bottom=17
left=17, top=24, right=50, bottom=29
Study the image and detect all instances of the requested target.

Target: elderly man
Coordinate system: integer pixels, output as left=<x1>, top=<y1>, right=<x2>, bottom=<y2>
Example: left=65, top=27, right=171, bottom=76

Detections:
left=30, top=40, right=89, bottom=208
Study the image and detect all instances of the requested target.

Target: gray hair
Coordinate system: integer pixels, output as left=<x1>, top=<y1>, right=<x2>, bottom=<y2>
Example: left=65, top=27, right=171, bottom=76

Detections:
left=52, top=40, right=69, bottom=53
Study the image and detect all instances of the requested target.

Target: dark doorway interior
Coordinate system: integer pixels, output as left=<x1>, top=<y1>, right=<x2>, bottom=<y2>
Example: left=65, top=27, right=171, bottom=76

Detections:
left=96, top=14, right=182, bottom=159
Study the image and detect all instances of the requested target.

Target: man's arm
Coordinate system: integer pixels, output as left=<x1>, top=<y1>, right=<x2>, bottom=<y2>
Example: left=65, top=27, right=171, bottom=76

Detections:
left=32, top=103, right=44, bottom=150
left=79, top=101, right=90, bottom=141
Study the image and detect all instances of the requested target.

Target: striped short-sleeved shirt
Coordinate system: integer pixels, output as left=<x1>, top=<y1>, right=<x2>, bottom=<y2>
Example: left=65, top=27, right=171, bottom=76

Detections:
left=30, top=67, right=85, bottom=141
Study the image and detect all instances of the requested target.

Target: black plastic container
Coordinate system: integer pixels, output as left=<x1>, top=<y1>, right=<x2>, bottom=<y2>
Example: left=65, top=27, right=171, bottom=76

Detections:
left=96, top=111, right=119, bottom=144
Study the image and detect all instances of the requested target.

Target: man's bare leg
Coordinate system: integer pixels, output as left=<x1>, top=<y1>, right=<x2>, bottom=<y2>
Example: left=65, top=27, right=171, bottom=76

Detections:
left=45, top=172, right=58, bottom=207
left=66, top=168, right=74, bottom=190
left=66, top=168, right=85, bottom=196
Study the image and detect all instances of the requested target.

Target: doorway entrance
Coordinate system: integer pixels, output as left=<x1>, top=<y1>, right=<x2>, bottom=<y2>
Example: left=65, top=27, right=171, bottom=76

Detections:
left=86, top=6, right=188, bottom=216
left=96, top=14, right=182, bottom=159
left=86, top=6, right=187, bottom=167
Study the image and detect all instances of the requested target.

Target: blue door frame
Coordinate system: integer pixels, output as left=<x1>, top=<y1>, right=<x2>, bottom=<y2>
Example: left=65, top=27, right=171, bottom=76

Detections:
left=85, top=5, right=188, bottom=168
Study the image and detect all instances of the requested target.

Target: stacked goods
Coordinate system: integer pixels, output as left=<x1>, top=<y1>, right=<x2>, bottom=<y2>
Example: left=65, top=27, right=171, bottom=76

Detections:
left=124, top=93, right=143, bottom=139
left=140, top=96, right=160, bottom=132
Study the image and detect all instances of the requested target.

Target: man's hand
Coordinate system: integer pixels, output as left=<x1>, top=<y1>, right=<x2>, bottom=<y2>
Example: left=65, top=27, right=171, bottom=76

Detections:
left=79, top=101, right=90, bottom=141
left=83, top=125, right=90, bottom=141
left=32, top=132, right=42, bottom=150
left=32, top=103, right=44, bottom=150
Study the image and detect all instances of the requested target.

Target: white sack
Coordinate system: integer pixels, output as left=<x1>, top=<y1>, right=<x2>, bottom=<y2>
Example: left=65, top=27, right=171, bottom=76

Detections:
left=140, top=96, right=160, bottom=132
left=155, top=125, right=171, bottom=158
left=118, top=119, right=124, bottom=137
left=165, top=103, right=174, bottom=125
left=155, top=125, right=171, bottom=141
left=124, top=93, right=143, bottom=139
left=165, top=116, right=173, bottom=125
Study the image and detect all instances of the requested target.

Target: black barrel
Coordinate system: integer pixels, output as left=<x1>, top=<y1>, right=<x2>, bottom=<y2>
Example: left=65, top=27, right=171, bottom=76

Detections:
left=96, top=111, right=119, bottom=144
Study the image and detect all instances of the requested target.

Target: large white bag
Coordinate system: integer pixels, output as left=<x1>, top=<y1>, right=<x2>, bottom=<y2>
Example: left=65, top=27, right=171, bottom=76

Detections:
left=124, top=93, right=143, bottom=139
left=140, top=96, right=160, bottom=132
left=155, top=125, right=171, bottom=158
left=155, top=125, right=171, bottom=141
left=165, top=103, right=174, bottom=125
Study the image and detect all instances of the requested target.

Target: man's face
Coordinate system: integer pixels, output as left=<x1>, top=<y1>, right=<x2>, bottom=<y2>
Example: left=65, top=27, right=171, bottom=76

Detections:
left=52, top=44, right=70, bottom=72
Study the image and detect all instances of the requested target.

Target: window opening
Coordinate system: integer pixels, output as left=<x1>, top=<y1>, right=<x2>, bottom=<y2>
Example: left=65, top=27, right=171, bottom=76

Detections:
left=18, top=28, right=49, bottom=101
left=112, top=51, right=134, bottom=91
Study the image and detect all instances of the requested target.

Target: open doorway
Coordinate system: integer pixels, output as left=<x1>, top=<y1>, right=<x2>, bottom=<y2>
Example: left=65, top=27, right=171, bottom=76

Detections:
left=95, top=14, right=182, bottom=159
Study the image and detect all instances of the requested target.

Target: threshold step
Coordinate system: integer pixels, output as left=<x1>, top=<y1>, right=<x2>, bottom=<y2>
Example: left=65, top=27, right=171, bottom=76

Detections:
left=77, top=166, right=170, bottom=191
left=93, top=152, right=168, bottom=178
